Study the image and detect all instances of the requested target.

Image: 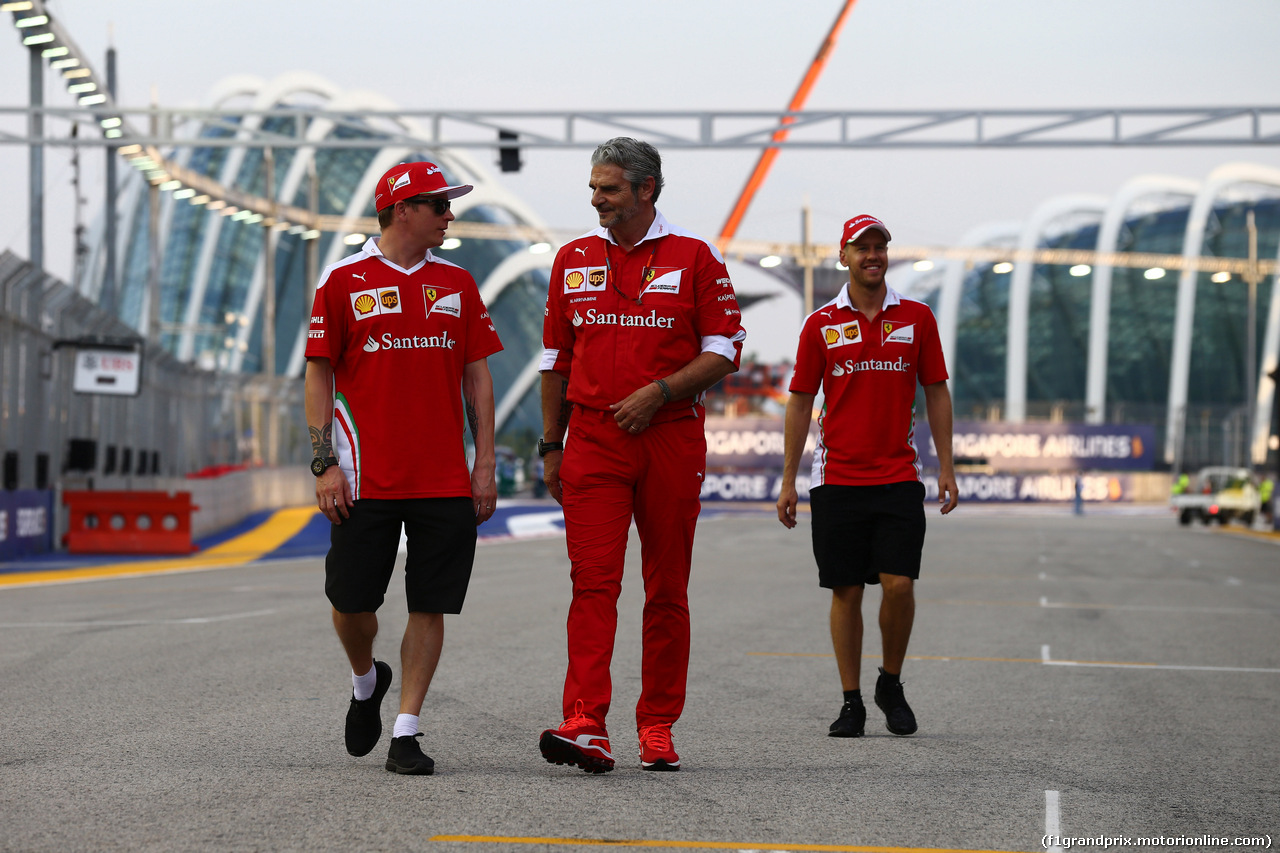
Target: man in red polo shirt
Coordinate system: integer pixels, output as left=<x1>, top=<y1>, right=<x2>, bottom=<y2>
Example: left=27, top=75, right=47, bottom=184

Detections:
left=305, top=161, right=503, bottom=776
left=777, top=214, right=958, bottom=739
left=537, top=137, right=745, bottom=773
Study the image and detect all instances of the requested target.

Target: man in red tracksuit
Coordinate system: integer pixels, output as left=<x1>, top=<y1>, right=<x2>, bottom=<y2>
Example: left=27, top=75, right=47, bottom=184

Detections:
left=537, top=137, right=745, bottom=773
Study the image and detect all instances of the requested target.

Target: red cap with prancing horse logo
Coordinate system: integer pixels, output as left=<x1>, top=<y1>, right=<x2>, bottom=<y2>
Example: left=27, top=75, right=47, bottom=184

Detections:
left=374, top=161, right=473, bottom=211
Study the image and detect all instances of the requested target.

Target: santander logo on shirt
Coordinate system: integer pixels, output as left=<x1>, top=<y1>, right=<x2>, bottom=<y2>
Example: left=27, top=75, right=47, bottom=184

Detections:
left=831, top=356, right=912, bottom=377
left=572, top=308, right=675, bottom=329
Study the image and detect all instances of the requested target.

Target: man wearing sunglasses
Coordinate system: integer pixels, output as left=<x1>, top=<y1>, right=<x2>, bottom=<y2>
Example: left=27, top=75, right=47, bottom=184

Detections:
left=304, top=161, right=503, bottom=776
left=538, top=137, right=746, bottom=773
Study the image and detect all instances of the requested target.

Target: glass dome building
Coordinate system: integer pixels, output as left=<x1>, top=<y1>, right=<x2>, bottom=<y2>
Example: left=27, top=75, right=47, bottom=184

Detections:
left=76, top=72, right=556, bottom=447
left=900, top=164, right=1280, bottom=468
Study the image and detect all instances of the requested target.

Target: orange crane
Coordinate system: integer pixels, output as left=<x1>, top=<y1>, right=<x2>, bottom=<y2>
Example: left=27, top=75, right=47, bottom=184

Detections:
left=716, top=0, right=858, bottom=252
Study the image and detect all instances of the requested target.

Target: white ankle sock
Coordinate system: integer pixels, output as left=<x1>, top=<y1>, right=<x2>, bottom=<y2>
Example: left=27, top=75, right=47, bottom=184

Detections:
left=352, top=664, right=377, bottom=701
left=393, top=713, right=419, bottom=739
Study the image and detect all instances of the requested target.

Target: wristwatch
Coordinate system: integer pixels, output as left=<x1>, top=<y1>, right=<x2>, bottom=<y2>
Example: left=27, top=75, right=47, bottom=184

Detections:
left=537, top=439, right=563, bottom=457
left=311, top=455, right=338, bottom=477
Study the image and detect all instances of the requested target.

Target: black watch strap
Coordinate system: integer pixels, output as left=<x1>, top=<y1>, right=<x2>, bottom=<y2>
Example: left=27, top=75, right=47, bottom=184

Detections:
left=311, top=456, right=338, bottom=477
left=537, top=439, right=563, bottom=457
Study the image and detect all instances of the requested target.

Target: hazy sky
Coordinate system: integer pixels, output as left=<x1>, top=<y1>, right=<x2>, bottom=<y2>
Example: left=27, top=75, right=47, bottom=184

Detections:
left=2, top=0, right=1277, bottom=359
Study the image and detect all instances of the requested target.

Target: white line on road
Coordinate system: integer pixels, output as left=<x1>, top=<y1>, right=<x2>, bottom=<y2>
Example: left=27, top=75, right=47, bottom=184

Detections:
left=1038, top=600, right=1275, bottom=615
left=1040, top=645, right=1280, bottom=673
left=1045, top=790, right=1064, bottom=853
left=0, top=608, right=278, bottom=628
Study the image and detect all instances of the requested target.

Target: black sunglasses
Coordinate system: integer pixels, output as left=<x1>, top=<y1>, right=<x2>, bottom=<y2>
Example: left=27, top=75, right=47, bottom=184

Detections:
left=408, top=196, right=451, bottom=215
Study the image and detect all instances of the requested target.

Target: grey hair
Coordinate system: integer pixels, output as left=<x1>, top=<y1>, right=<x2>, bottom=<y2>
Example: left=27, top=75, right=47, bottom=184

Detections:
left=591, top=137, right=664, bottom=204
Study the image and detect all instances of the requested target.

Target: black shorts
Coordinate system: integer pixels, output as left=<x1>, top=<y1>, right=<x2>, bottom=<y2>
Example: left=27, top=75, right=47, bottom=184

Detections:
left=810, top=481, right=926, bottom=588
left=325, top=497, right=476, bottom=614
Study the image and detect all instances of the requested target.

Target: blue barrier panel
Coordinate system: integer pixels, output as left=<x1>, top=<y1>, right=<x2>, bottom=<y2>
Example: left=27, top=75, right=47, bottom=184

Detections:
left=0, top=490, right=54, bottom=560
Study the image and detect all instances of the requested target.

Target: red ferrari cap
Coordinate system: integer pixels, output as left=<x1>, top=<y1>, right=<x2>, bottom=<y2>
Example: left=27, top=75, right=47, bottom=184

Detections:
left=374, top=162, right=473, bottom=212
left=840, top=214, right=891, bottom=245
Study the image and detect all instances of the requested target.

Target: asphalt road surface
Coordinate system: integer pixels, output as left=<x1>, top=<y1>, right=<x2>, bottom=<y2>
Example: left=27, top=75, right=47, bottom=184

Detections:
left=1, top=510, right=1277, bottom=853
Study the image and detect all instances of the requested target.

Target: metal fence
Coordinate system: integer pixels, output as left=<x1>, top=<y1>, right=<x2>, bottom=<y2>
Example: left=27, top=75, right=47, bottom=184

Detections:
left=0, top=250, right=306, bottom=492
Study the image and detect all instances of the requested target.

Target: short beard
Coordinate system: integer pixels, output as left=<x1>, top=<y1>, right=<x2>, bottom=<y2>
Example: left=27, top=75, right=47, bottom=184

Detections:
left=598, top=201, right=638, bottom=231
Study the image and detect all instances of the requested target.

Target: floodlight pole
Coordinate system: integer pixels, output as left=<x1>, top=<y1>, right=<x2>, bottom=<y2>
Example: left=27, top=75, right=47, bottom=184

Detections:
left=104, top=45, right=118, bottom=316
left=147, top=91, right=160, bottom=343
left=28, top=45, right=43, bottom=273
left=263, top=147, right=279, bottom=467
left=801, top=201, right=815, bottom=317
left=1245, top=210, right=1259, bottom=467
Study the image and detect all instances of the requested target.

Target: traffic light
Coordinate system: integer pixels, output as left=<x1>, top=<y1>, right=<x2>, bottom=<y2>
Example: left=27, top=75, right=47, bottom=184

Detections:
left=498, top=130, right=521, bottom=173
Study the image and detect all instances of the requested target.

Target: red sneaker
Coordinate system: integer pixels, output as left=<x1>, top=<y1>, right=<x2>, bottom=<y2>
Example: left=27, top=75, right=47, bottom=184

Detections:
left=539, top=700, right=614, bottom=774
left=638, top=723, right=680, bottom=771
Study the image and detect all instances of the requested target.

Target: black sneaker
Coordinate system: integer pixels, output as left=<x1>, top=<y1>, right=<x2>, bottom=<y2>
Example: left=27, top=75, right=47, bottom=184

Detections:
left=874, top=667, right=917, bottom=736
left=386, top=733, right=435, bottom=775
left=828, top=698, right=866, bottom=737
left=345, top=660, right=392, bottom=757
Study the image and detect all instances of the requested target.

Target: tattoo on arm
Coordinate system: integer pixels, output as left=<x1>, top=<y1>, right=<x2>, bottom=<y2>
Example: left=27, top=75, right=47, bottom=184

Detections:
left=556, top=377, right=571, bottom=433
left=309, top=422, right=333, bottom=457
left=465, top=396, right=479, bottom=440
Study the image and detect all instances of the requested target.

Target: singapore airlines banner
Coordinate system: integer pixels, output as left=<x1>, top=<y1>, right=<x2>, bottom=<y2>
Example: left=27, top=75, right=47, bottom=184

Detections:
left=700, top=417, right=1156, bottom=503
left=913, top=422, right=1156, bottom=472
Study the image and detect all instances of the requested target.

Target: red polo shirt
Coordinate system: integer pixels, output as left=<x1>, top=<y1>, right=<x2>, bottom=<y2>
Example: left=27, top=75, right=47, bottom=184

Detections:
left=305, top=238, right=503, bottom=500
left=541, top=210, right=745, bottom=421
left=789, top=284, right=948, bottom=487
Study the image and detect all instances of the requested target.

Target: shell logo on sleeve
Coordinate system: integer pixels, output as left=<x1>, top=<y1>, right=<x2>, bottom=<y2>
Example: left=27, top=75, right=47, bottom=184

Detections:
left=820, top=320, right=860, bottom=348
left=351, top=286, right=402, bottom=321
left=564, top=267, right=607, bottom=294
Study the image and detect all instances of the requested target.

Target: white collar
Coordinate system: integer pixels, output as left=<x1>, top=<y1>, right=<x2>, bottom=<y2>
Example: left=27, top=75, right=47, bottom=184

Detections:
left=596, top=209, right=672, bottom=248
left=364, top=236, right=434, bottom=273
left=836, top=282, right=902, bottom=314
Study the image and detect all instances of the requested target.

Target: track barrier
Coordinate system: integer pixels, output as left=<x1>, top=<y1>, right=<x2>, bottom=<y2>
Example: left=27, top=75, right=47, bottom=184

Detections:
left=62, top=491, right=200, bottom=554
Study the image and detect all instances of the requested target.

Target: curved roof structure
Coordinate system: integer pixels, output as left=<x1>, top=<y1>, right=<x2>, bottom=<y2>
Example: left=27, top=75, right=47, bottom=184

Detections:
left=906, top=164, right=1280, bottom=468
left=79, top=72, right=557, bottom=440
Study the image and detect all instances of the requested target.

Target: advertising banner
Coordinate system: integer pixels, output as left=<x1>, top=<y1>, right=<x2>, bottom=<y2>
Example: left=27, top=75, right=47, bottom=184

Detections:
left=699, top=416, right=1156, bottom=502
left=915, top=421, right=1157, bottom=472
left=0, top=490, right=54, bottom=561
left=704, top=415, right=814, bottom=470
left=922, top=472, right=1140, bottom=503
left=72, top=347, right=142, bottom=396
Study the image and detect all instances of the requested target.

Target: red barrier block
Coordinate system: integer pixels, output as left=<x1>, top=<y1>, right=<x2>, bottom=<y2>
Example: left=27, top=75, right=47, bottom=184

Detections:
left=62, top=491, right=200, bottom=555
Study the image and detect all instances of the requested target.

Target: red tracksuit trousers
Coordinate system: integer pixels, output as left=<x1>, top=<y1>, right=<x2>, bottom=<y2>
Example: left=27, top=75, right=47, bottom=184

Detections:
left=558, top=406, right=706, bottom=730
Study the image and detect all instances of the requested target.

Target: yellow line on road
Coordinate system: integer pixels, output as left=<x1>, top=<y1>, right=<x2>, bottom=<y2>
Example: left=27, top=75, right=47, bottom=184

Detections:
left=1215, top=525, right=1280, bottom=543
left=430, top=834, right=1028, bottom=853
left=0, top=507, right=318, bottom=589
